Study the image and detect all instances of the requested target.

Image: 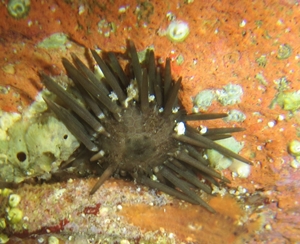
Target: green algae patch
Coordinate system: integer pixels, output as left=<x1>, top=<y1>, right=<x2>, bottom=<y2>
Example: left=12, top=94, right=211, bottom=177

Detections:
left=207, top=137, right=244, bottom=170
left=37, top=33, right=69, bottom=50
left=276, top=91, right=300, bottom=112
left=216, top=84, right=243, bottom=106
left=256, top=55, right=267, bottom=67
left=193, top=89, right=215, bottom=111
left=223, top=110, right=246, bottom=122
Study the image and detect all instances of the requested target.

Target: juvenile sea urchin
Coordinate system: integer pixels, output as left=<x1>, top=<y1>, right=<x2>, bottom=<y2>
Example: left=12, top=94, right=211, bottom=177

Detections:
left=41, top=40, right=252, bottom=212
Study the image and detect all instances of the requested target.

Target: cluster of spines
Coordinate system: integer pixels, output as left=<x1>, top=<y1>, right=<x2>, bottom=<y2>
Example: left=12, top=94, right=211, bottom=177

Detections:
left=41, top=40, right=252, bottom=212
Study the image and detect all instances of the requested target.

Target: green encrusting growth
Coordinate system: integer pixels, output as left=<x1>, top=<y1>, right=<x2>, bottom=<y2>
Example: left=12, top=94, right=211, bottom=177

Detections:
left=0, top=109, right=79, bottom=183
left=276, top=91, right=300, bottom=112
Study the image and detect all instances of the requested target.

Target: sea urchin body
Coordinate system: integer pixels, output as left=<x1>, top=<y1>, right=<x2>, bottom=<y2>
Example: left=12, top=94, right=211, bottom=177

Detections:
left=41, top=40, right=252, bottom=213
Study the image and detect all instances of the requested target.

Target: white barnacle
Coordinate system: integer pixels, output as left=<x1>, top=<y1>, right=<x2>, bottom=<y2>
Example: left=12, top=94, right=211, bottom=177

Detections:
left=166, top=21, right=190, bottom=43
left=78, top=5, right=85, bottom=15
left=199, top=126, right=207, bottom=134
left=109, top=91, right=118, bottom=101
left=172, top=107, right=180, bottom=113
left=229, top=159, right=251, bottom=178
left=174, top=122, right=185, bottom=135
left=158, top=107, right=164, bottom=113
left=125, top=80, right=139, bottom=107
left=148, top=94, right=155, bottom=102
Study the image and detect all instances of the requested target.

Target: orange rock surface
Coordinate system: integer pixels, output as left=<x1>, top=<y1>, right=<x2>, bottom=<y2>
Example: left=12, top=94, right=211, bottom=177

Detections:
left=1, top=0, right=300, bottom=243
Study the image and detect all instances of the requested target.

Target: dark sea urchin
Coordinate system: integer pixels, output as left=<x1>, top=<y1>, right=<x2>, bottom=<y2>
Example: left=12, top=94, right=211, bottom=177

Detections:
left=41, top=40, right=252, bottom=213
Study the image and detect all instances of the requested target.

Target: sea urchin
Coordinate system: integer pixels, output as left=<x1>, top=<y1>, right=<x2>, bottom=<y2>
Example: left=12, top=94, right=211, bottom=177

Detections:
left=41, top=40, right=252, bottom=213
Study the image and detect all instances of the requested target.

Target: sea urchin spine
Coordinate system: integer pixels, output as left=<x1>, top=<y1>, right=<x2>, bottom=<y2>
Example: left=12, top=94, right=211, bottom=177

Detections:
left=41, top=40, right=252, bottom=213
